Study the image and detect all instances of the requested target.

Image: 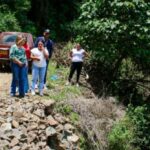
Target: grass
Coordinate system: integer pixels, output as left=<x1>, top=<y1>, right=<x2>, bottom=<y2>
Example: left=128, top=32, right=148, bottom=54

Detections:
left=108, top=116, right=136, bottom=150
left=55, top=103, right=80, bottom=125
left=70, top=112, right=79, bottom=124
left=47, top=61, right=82, bottom=101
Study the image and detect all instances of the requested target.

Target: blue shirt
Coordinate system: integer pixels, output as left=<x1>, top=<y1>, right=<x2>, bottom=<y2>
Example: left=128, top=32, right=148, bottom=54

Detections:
left=34, top=36, right=54, bottom=58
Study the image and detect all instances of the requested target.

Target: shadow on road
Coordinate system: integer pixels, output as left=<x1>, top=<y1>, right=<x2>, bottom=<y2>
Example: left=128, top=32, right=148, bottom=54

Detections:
left=0, top=67, right=11, bottom=73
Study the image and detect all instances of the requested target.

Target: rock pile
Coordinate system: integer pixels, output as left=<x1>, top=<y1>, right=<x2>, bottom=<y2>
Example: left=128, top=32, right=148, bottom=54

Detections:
left=0, top=97, right=79, bottom=150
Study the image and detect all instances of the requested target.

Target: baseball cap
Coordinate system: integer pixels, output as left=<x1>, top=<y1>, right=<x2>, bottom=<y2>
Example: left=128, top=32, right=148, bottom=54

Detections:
left=44, top=29, right=50, bottom=33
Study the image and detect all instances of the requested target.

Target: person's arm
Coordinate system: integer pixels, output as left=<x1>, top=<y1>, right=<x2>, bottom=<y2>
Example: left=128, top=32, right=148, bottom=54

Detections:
left=13, top=59, right=24, bottom=66
left=43, top=47, right=49, bottom=59
left=9, top=45, right=16, bottom=61
left=48, top=40, right=54, bottom=58
left=30, top=49, right=40, bottom=61
left=30, top=53, right=40, bottom=61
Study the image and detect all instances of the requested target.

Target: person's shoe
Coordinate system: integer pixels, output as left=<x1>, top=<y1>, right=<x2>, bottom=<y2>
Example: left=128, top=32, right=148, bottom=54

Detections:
left=35, top=84, right=38, bottom=89
left=85, top=74, right=89, bottom=80
left=39, top=91, right=43, bottom=96
left=44, top=84, right=48, bottom=90
left=31, top=90, right=35, bottom=96
left=76, top=83, right=79, bottom=87
left=10, top=93, right=15, bottom=97
left=65, top=81, right=71, bottom=86
left=25, top=89, right=29, bottom=94
left=19, top=95, right=25, bottom=98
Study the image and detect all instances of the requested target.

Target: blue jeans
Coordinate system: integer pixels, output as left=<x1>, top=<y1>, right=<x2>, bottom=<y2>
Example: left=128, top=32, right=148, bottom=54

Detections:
left=31, top=64, right=46, bottom=92
left=11, top=62, right=26, bottom=96
left=24, top=65, right=29, bottom=93
left=11, top=62, right=29, bottom=94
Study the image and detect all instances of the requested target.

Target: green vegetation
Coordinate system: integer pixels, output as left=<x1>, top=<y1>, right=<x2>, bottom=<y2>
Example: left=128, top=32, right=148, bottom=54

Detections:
left=55, top=103, right=79, bottom=124
left=128, top=105, right=150, bottom=149
left=108, top=116, right=135, bottom=150
left=70, top=112, right=79, bottom=124
left=72, top=0, right=150, bottom=102
left=0, top=0, right=80, bottom=39
left=47, top=62, right=81, bottom=101
left=109, top=104, right=150, bottom=150
left=79, top=134, right=89, bottom=150
left=0, top=5, right=21, bottom=31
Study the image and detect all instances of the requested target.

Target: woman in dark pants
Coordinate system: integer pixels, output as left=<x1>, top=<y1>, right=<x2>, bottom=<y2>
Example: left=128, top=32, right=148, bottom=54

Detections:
left=66, top=43, right=88, bottom=87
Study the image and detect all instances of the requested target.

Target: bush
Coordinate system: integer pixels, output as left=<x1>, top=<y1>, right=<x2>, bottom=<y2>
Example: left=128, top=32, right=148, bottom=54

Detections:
left=109, top=104, right=150, bottom=150
left=128, top=105, right=150, bottom=150
left=53, top=42, right=75, bottom=67
left=0, top=5, right=21, bottom=31
left=108, top=116, right=136, bottom=150
left=111, top=58, right=147, bottom=105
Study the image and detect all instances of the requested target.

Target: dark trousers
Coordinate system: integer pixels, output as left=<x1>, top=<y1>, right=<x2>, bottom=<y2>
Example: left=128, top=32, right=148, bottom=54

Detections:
left=68, top=62, right=83, bottom=83
left=44, top=59, right=49, bottom=84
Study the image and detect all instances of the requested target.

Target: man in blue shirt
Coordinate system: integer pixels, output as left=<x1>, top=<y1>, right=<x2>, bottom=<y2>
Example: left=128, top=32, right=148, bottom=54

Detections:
left=34, top=29, right=54, bottom=89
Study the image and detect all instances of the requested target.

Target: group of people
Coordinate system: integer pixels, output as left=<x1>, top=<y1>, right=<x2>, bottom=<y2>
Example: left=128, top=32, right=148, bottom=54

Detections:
left=9, top=29, right=88, bottom=98
left=10, top=29, right=53, bottom=97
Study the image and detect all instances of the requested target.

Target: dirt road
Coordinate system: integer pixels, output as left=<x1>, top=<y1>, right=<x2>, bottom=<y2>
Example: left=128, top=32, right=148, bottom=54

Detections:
left=0, top=73, right=12, bottom=97
left=0, top=72, right=33, bottom=98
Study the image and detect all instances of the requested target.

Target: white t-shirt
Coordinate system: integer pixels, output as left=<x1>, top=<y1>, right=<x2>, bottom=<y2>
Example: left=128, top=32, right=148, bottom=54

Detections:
left=31, top=48, right=49, bottom=67
left=71, top=48, right=85, bottom=62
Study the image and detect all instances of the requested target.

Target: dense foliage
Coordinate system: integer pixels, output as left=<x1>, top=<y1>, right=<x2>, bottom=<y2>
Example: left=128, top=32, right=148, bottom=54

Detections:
left=109, top=104, right=150, bottom=150
left=0, top=0, right=37, bottom=34
left=72, top=0, right=150, bottom=103
left=0, top=5, right=21, bottom=31
left=0, top=0, right=81, bottom=40
left=128, top=105, right=150, bottom=149
left=29, top=0, right=81, bottom=40
left=74, top=0, right=150, bottom=63
left=108, top=116, right=135, bottom=150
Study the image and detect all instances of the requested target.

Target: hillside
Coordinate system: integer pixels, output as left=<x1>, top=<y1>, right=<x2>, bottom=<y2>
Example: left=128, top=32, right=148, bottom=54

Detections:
left=0, top=61, right=125, bottom=150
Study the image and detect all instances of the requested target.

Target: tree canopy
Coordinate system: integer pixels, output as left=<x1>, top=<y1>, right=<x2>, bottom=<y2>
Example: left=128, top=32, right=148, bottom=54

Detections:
left=72, top=0, right=150, bottom=101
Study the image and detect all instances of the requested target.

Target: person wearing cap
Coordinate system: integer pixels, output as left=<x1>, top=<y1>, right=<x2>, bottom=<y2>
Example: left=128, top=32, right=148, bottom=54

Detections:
left=34, top=29, right=54, bottom=89
left=9, top=34, right=27, bottom=98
